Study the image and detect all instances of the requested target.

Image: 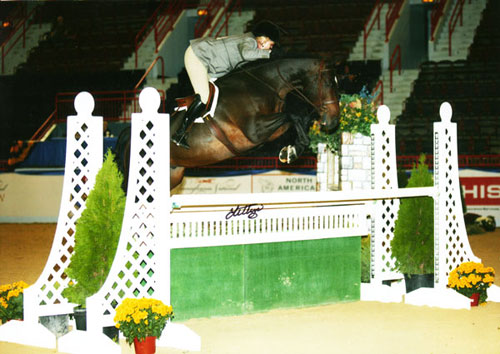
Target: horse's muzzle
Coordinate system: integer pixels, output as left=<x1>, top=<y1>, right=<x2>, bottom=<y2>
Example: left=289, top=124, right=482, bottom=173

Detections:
left=321, top=112, right=339, bottom=131
left=320, top=103, right=340, bottom=131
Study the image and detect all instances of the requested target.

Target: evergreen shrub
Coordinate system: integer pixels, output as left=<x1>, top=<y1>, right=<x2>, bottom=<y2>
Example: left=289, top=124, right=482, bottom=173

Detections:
left=62, top=150, right=126, bottom=306
left=391, top=154, right=434, bottom=275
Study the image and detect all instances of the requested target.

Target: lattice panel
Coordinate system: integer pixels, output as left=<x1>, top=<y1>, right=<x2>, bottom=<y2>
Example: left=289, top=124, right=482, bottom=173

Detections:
left=24, top=92, right=103, bottom=321
left=433, top=103, right=479, bottom=286
left=87, top=88, right=170, bottom=330
left=370, top=106, right=401, bottom=281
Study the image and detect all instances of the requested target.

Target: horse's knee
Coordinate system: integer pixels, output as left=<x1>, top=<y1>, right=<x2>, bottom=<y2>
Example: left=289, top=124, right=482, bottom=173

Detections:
left=170, top=167, right=185, bottom=190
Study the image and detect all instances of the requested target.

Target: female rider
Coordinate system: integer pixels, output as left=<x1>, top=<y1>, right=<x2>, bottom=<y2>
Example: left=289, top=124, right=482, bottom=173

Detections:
left=172, top=21, right=280, bottom=149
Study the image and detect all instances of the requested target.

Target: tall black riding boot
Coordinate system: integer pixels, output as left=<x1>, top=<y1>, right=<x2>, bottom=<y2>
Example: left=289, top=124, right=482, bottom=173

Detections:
left=172, top=94, right=206, bottom=149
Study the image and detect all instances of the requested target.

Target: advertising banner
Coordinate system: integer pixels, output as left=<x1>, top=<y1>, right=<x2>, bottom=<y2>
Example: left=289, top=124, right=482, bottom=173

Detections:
left=2, top=168, right=499, bottom=223
left=459, top=169, right=500, bottom=223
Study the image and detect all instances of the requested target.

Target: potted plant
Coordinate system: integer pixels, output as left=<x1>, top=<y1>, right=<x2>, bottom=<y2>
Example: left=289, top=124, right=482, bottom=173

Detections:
left=308, top=86, right=377, bottom=154
left=448, top=262, right=495, bottom=306
left=114, top=297, right=174, bottom=354
left=62, top=150, right=125, bottom=339
left=390, top=154, right=434, bottom=293
left=0, top=281, right=28, bottom=324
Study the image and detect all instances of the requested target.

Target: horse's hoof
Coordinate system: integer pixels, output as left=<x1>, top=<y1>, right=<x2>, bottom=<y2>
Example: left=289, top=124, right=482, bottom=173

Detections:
left=279, top=146, right=288, bottom=163
left=279, top=145, right=297, bottom=164
left=287, top=145, right=297, bottom=163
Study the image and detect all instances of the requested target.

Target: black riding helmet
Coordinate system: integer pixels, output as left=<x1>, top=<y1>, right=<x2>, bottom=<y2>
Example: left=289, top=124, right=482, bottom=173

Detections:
left=252, top=21, right=280, bottom=45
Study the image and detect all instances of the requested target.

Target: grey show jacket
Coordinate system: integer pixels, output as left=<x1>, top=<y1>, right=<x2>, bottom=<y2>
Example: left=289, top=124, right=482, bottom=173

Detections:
left=190, top=33, right=271, bottom=78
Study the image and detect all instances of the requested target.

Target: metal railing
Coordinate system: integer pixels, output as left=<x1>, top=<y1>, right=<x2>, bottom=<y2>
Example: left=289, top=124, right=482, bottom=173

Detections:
left=54, top=90, right=166, bottom=123
left=389, top=44, right=401, bottom=93
left=397, top=154, right=500, bottom=169
left=372, top=80, right=384, bottom=106
left=363, top=0, right=383, bottom=59
left=134, top=56, right=165, bottom=90
left=385, top=0, right=404, bottom=42
left=208, top=0, right=242, bottom=38
left=448, top=0, right=465, bottom=56
left=430, top=0, right=448, bottom=41
left=134, top=0, right=186, bottom=68
left=194, top=0, right=224, bottom=38
left=1, top=4, right=40, bottom=74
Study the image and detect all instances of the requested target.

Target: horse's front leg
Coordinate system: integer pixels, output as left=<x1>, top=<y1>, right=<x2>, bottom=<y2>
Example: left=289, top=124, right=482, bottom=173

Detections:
left=170, top=166, right=186, bottom=191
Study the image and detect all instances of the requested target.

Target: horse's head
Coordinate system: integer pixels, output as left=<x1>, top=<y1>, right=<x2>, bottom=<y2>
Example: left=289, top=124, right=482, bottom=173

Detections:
left=274, top=58, right=341, bottom=131
left=314, top=60, right=340, bottom=131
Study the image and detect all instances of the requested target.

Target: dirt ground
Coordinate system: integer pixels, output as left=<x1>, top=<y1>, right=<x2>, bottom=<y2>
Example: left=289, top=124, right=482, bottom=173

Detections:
left=0, top=223, right=499, bottom=354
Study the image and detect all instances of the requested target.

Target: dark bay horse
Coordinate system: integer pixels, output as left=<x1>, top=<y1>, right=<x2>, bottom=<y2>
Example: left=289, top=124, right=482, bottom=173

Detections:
left=116, top=57, right=341, bottom=190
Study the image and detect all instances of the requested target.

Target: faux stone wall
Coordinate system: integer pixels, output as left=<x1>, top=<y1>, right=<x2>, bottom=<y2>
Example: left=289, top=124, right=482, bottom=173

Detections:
left=340, top=132, right=372, bottom=191
left=316, top=132, right=372, bottom=191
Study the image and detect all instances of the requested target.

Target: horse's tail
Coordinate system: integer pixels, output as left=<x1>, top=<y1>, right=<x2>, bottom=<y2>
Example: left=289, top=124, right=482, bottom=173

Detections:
left=113, top=126, right=131, bottom=193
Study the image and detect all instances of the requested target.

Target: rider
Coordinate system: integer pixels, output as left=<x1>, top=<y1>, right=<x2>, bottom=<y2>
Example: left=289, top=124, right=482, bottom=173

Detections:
left=172, top=20, right=280, bottom=149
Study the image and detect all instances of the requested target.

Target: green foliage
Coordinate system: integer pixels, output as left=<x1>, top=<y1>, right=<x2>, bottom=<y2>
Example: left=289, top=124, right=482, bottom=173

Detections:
left=391, top=154, right=434, bottom=275
left=308, top=87, right=377, bottom=153
left=397, top=168, right=409, bottom=188
left=62, top=150, right=126, bottom=306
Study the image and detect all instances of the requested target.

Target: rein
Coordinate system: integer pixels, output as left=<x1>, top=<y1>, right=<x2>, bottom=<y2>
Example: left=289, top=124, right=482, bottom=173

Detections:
left=276, top=60, right=335, bottom=114
left=236, top=59, right=335, bottom=114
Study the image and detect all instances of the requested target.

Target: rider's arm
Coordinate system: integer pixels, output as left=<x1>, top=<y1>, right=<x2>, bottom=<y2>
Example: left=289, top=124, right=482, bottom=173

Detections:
left=238, top=37, right=271, bottom=61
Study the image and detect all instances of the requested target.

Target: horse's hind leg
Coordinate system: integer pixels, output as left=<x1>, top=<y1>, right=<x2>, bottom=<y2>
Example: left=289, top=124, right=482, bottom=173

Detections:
left=170, top=166, right=186, bottom=190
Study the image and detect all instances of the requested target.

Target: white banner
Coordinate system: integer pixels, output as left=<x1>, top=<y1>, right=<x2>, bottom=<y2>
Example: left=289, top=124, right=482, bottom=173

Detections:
left=0, top=173, right=63, bottom=222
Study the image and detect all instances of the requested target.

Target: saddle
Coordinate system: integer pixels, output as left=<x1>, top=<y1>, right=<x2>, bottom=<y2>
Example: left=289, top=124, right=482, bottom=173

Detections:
left=174, top=81, right=242, bottom=155
left=175, top=81, right=219, bottom=123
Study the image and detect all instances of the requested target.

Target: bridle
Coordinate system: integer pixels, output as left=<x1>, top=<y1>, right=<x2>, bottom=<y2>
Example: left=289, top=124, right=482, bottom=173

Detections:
left=237, top=59, right=339, bottom=119
left=276, top=60, right=338, bottom=116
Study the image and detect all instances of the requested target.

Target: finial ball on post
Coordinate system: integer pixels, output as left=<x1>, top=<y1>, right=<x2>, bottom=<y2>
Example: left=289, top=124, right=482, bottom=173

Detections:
left=377, top=105, right=390, bottom=125
left=74, top=91, right=95, bottom=116
left=439, top=102, right=452, bottom=123
left=139, top=87, right=162, bottom=114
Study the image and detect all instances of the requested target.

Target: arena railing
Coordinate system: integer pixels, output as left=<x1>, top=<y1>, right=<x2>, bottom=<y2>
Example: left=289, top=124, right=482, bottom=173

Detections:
left=207, top=0, right=242, bottom=38
left=372, top=80, right=384, bottom=106
left=430, top=0, right=449, bottom=41
left=194, top=0, right=225, bottom=38
left=134, top=56, right=165, bottom=90
left=1, top=4, right=40, bottom=74
left=133, top=0, right=189, bottom=68
left=53, top=90, right=166, bottom=124
left=389, top=44, right=401, bottom=92
left=397, top=154, right=500, bottom=170
left=363, top=0, right=383, bottom=59
left=385, top=0, right=404, bottom=42
left=26, top=89, right=167, bottom=142
left=448, top=0, right=465, bottom=56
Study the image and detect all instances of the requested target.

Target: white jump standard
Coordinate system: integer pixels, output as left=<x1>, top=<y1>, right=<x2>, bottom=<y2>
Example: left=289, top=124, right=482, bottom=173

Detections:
left=1, top=88, right=498, bottom=352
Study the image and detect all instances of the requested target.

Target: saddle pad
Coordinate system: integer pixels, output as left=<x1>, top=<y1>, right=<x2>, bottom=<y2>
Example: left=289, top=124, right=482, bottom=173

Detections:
left=174, top=79, right=220, bottom=123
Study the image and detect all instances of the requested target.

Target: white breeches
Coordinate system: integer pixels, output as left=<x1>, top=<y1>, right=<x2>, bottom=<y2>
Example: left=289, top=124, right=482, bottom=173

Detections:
left=184, top=46, right=210, bottom=104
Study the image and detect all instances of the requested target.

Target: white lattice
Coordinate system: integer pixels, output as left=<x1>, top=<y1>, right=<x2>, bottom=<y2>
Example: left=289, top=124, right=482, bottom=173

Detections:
left=24, top=92, right=103, bottom=322
left=434, top=102, right=479, bottom=286
left=86, top=88, right=170, bottom=332
left=370, top=105, right=402, bottom=282
left=29, top=93, right=479, bottom=334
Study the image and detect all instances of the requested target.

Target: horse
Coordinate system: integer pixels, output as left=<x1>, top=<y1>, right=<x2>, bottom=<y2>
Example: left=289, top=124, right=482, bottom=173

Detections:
left=115, top=57, right=341, bottom=191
